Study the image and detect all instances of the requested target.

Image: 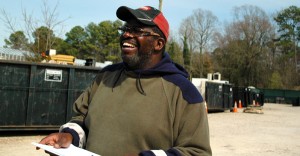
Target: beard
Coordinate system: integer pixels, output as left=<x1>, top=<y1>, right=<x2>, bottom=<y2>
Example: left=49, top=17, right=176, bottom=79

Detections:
left=122, top=50, right=153, bottom=70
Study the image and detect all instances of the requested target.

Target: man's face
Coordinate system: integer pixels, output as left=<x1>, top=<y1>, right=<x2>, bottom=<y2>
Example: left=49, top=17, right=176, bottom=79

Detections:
left=119, top=20, right=158, bottom=70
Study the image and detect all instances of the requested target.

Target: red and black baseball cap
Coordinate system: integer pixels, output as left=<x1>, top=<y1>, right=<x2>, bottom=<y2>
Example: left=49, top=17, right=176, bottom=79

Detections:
left=116, top=6, right=169, bottom=40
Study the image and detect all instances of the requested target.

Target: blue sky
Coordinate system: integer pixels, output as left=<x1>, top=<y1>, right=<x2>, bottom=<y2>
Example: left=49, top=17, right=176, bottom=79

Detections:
left=0, top=0, right=299, bottom=47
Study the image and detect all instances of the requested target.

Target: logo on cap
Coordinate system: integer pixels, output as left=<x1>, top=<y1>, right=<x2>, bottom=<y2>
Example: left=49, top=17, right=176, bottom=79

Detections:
left=139, top=6, right=151, bottom=11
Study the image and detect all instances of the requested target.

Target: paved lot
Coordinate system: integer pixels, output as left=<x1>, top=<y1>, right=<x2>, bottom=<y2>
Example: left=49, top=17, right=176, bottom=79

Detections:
left=209, top=103, right=300, bottom=156
left=0, top=103, right=299, bottom=156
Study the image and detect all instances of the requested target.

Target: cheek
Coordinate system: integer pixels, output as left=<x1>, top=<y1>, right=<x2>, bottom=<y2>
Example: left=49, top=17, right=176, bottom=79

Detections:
left=139, top=45, right=153, bottom=54
left=138, top=39, right=155, bottom=53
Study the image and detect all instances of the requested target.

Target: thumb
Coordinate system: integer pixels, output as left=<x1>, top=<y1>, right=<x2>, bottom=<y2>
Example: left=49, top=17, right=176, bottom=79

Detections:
left=53, top=133, right=73, bottom=148
left=53, top=143, right=62, bottom=149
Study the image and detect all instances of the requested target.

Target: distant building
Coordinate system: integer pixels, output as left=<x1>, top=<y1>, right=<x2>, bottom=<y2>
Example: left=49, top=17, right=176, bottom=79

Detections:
left=0, top=47, right=33, bottom=61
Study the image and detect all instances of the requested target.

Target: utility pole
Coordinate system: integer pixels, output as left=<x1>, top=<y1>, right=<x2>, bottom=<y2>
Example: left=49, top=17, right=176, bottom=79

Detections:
left=159, top=0, right=163, bottom=11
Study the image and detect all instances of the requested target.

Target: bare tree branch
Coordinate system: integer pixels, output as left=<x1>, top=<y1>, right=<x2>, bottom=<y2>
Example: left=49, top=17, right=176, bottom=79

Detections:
left=0, top=9, right=17, bottom=33
left=40, top=0, right=70, bottom=48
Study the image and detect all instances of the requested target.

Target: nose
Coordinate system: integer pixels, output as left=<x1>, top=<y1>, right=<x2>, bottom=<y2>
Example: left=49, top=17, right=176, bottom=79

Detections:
left=122, top=31, right=134, bottom=38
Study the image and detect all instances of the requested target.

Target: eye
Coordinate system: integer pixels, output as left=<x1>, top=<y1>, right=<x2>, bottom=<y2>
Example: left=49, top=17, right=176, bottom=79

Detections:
left=133, top=27, right=143, bottom=33
left=117, top=28, right=124, bottom=35
left=118, top=26, right=130, bottom=34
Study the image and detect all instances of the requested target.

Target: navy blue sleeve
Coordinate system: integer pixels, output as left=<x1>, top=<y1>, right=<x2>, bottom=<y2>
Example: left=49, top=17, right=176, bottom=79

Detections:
left=163, top=74, right=203, bottom=104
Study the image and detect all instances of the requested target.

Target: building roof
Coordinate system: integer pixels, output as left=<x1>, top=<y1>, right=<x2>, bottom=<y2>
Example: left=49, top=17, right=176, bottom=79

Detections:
left=0, top=47, right=33, bottom=56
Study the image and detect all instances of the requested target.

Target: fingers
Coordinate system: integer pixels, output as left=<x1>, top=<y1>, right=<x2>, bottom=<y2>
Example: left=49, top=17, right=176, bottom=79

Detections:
left=36, top=133, right=58, bottom=151
left=39, top=133, right=59, bottom=145
left=35, top=133, right=72, bottom=156
left=38, top=132, right=62, bottom=149
left=38, top=132, right=73, bottom=149
left=54, top=133, right=73, bottom=148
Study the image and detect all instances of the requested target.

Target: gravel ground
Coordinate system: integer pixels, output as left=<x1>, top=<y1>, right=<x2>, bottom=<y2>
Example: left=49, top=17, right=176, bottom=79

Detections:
left=209, top=103, right=300, bottom=156
left=0, top=103, right=299, bottom=156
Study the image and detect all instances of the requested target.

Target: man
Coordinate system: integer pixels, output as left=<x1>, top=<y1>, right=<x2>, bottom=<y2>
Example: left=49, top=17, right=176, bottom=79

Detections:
left=38, top=6, right=212, bottom=156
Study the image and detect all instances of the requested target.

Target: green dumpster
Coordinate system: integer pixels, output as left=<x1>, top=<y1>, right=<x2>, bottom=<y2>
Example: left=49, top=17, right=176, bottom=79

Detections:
left=0, top=60, right=100, bottom=131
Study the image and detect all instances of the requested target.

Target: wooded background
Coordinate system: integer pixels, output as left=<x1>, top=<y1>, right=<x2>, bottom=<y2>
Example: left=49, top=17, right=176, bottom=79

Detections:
left=1, top=1, right=299, bottom=90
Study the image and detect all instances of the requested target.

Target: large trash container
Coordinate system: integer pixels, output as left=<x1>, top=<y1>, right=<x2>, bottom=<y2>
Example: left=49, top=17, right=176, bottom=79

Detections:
left=0, top=60, right=100, bottom=130
left=247, top=87, right=264, bottom=106
left=205, top=81, right=233, bottom=111
left=232, top=86, right=247, bottom=107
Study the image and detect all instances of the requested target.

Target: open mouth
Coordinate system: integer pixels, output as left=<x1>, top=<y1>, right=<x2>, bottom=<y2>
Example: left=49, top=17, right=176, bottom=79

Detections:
left=122, top=42, right=137, bottom=48
left=121, top=41, right=138, bottom=55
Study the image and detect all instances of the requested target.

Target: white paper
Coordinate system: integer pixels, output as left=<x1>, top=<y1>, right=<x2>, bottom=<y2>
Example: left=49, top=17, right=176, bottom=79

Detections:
left=32, top=142, right=100, bottom=156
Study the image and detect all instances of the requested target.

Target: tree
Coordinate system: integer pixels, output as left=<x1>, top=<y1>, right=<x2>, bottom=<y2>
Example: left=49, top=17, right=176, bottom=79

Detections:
left=4, top=31, right=29, bottom=50
left=22, top=26, right=58, bottom=61
left=85, top=20, right=122, bottom=62
left=179, top=17, right=195, bottom=76
left=274, top=5, right=300, bottom=72
left=52, top=37, right=71, bottom=55
left=41, top=1, right=64, bottom=47
left=192, top=52, right=213, bottom=78
left=213, top=40, right=247, bottom=85
left=65, top=26, right=88, bottom=58
left=269, top=71, right=283, bottom=89
left=213, top=5, right=275, bottom=87
left=98, top=20, right=122, bottom=62
left=1, top=0, right=68, bottom=61
left=64, top=20, right=122, bottom=62
left=182, top=36, right=190, bottom=68
left=32, top=26, right=55, bottom=53
left=192, top=9, right=218, bottom=53
left=179, top=9, right=218, bottom=78
left=193, top=9, right=218, bottom=77
left=167, top=39, right=183, bottom=66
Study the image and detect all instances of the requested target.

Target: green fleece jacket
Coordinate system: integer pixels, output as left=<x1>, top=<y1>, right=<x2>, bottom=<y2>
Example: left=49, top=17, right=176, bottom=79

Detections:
left=62, top=54, right=212, bottom=156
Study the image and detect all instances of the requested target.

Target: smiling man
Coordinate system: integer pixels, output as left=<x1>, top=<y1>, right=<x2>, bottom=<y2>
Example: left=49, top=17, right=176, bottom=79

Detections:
left=38, top=6, right=212, bottom=156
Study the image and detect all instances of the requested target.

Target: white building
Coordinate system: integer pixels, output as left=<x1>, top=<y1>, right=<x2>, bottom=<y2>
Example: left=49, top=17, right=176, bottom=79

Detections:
left=0, top=47, right=33, bottom=61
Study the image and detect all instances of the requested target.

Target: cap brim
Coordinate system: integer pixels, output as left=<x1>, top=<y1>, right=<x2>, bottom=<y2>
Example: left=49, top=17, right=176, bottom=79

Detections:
left=116, top=6, right=155, bottom=26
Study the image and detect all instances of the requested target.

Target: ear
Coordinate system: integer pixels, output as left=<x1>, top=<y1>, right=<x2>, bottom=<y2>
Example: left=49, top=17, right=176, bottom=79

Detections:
left=154, top=37, right=166, bottom=51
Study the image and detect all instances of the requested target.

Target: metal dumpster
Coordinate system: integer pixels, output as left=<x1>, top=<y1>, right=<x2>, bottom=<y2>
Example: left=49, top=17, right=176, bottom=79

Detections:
left=0, top=60, right=100, bottom=131
left=232, top=86, right=247, bottom=107
left=233, top=86, right=264, bottom=107
left=205, top=81, right=233, bottom=111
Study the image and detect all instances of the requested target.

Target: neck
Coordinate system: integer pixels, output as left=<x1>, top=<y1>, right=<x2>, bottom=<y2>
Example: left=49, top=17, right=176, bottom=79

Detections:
left=142, top=52, right=163, bottom=70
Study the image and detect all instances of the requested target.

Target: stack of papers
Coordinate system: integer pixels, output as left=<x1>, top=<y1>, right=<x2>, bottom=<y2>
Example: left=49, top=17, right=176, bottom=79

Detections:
left=32, top=142, right=100, bottom=156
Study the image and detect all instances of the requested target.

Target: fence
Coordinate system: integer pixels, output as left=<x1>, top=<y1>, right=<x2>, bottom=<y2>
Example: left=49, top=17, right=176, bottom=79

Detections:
left=258, top=88, right=300, bottom=106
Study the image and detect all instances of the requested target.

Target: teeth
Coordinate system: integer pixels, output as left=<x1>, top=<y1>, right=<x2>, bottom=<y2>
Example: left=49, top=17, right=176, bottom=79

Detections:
left=123, top=42, right=135, bottom=48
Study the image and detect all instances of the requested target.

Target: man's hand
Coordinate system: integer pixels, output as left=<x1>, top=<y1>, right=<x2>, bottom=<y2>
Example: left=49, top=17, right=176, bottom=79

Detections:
left=36, top=132, right=73, bottom=156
